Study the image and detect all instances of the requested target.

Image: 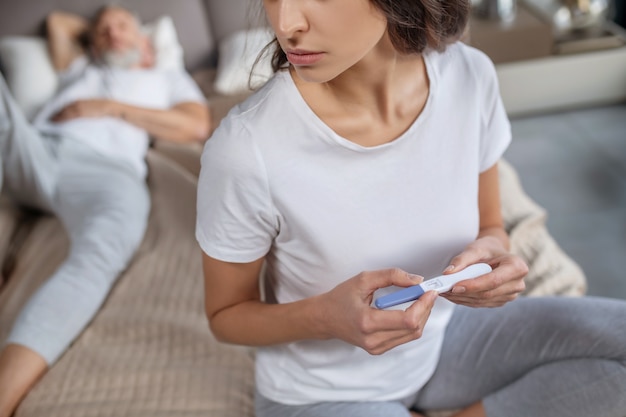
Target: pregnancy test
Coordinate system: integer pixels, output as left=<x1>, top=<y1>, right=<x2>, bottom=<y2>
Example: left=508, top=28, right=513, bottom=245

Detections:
left=374, top=263, right=492, bottom=310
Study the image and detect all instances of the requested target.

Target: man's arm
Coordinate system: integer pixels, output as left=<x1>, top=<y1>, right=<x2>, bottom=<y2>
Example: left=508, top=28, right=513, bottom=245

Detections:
left=46, top=11, right=89, bottom=72
left=52, top=100, right=211, bottom=143
left=115, top=101, right=211, bottom=143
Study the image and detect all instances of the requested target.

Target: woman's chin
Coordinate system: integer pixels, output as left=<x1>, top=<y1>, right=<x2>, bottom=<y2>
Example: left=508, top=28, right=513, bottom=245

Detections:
left=290, top=65, right=341, bottom=85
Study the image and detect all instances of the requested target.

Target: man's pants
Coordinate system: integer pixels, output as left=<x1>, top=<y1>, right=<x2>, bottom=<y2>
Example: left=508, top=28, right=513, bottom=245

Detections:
left=0, top=76, right=150, bottom=364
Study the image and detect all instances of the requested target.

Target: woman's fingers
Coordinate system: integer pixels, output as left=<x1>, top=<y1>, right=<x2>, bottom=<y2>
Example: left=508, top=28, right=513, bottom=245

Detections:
left=442, top=233, right=529, bottom=308
left=443, top=256, right=528, bottom=307
left=358, top=291, right=438, bottom=354
left=358, top=268, right=423, bottom=299
left=445, top=236, right=505, bottom=274
left=324, top=269, right=438, bottom=354
left=442, top=282, right=521, bottom=307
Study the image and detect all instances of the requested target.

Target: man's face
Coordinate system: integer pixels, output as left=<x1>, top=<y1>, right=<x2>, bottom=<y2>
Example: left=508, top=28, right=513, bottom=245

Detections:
left=91, top=7, right=145, bottom=67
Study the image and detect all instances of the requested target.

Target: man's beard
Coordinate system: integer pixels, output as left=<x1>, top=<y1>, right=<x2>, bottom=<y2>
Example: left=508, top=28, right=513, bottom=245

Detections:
left=99, top=47, right=142, bottom=69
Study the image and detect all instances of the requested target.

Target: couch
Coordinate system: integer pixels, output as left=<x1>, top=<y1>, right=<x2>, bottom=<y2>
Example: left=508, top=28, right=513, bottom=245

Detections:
left=0, top=1, right=587, bottom=416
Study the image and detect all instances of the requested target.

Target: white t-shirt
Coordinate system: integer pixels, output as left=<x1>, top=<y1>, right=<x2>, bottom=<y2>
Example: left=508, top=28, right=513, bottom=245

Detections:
left=34, top=56, right=206, bottom=178
left=196, top=43, right=511, bottom=405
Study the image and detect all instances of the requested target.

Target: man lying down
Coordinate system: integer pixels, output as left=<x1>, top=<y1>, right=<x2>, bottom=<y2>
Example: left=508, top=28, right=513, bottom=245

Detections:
left=0, top=5, right=210, bottom=416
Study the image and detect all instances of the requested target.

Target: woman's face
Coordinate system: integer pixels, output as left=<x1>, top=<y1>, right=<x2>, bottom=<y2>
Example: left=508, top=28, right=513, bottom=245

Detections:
left=263, top=0, right=388, bottom=83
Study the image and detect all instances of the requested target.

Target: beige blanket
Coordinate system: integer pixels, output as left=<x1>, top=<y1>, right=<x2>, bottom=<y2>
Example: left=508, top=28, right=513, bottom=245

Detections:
left=0, top=153, right=585, bottom=417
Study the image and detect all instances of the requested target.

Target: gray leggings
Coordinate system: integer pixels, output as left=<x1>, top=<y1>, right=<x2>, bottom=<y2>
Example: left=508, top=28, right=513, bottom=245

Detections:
left=0, top=76, right=149, bottom=364
left=256, top=296, right=626, bottom=417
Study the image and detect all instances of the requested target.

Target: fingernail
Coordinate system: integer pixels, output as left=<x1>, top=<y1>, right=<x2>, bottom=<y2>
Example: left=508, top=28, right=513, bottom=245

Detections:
left=452, top=286, right=466, bottom=294
left=409, top=274, right=423, bottom=283
left=444, top=265, right=455, bottom=273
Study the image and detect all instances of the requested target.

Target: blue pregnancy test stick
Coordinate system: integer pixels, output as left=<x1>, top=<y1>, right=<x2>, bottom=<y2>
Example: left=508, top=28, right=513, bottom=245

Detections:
left=374, top=263, right=493, bottom=310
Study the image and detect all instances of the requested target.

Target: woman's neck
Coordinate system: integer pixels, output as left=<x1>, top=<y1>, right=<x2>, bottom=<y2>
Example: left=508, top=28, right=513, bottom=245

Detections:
left=291, top=46, right=430, bottom=147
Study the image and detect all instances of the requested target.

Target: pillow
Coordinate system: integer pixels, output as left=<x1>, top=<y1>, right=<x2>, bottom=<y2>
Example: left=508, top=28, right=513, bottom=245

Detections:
left=213, top=27, right=275, bottom=96
left=0, top=37, right=59, bottom=121
left=142, top=15, right=184, bottom=71
left=0, top=15, right=185, bottom=121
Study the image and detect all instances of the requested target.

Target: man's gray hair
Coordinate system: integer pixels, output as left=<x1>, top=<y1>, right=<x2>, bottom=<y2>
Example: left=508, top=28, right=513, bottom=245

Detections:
left=91, top=2, right=142, bottom=28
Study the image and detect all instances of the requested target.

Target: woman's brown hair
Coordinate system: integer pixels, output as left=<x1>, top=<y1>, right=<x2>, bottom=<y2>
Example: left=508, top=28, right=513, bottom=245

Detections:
left=267, top=0, right=470, bottom=72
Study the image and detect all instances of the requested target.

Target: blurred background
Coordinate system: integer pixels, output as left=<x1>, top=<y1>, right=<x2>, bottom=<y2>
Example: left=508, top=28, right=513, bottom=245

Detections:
left=468, top=0, right=626, bottom=299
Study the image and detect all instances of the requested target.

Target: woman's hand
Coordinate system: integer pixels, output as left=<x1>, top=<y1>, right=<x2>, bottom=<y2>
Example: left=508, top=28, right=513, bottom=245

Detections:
left=441, top=235, right=528, bottom=308
left=317, top=269, right=438, bottom=355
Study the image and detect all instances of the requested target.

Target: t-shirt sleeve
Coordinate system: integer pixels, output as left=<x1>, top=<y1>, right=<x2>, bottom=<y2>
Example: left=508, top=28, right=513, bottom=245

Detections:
left=165, top=69, right=207, bottom=106
left=195, top=114, right=278, bottom=262
left=475, top=51, right=511, bottom=172
left=57, top=55, right=89, bottom=88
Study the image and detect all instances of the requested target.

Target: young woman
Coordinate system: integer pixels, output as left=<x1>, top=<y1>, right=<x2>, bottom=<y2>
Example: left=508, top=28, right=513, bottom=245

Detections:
left=196, top=1, right=626, bottom=416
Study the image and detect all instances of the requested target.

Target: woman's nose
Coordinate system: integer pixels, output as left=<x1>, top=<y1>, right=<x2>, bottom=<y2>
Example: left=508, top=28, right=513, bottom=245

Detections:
left=274, top=0, right=308, bottom=39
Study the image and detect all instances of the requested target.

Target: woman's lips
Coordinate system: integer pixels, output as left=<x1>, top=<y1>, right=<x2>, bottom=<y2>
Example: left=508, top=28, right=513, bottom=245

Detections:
left=285, top=50, right=325, bottom=66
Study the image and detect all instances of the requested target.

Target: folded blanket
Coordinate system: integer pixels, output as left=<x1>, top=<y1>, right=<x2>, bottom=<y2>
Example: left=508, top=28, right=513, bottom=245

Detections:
left=499, top=159, right=586, bottom=297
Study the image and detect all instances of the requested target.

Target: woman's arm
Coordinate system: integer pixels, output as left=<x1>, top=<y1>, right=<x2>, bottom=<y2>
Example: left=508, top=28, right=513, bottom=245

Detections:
left=46, top=11, right=89, bottom=72
left=441, top=163, right=528, bottom=307
left=51, top=100, right=211, bottom=143
left=202, top=255, right=326, bottom=345
left=476, top=161, right=510, bottom=249
left=202, top=253, right=438, bottom=354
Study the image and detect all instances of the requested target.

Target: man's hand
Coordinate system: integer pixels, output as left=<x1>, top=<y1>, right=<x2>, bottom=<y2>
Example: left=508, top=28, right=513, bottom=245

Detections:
left=51, top=99, right=119, bottom=122
left=318, top=269, right=438, bottom=355
left=441, top=235, right=528, bottom=308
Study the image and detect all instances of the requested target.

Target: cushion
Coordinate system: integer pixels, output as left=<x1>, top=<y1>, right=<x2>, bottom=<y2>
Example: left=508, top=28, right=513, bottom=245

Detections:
left=213, top=27, right=275, bottom=95
left=142, top=15, right=184, bottom=71
left=0, top=37, right=59, bottom=121
left=0, top=15, right=185, bottom=121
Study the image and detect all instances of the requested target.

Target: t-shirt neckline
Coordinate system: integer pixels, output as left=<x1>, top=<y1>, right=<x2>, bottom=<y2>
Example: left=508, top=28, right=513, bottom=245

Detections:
left=280, top=51, right=436, bottom=152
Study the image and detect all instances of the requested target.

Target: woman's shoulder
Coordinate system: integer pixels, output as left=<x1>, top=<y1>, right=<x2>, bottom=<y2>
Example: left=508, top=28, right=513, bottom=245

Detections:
left=427, top=41, right=498, bottom=87
left=202, top=72, right=293, bottom=162
left=446, top=42, right=494, bottom=66
left=219, top=71, right=293, bottom=132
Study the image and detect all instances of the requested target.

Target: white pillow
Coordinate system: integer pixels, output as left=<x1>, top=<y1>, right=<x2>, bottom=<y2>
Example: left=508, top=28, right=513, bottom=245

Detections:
left=0, top=15, right=185, bottom=121
left=142, top=15, right=184, bottom=71
left=213, top=27, right=275, bottom=96
left=0, top=37, right=59, bottom=121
